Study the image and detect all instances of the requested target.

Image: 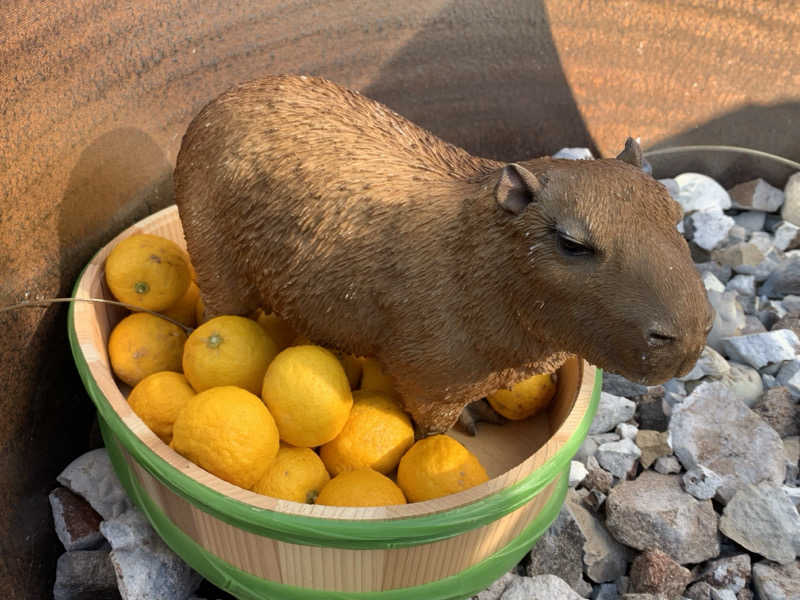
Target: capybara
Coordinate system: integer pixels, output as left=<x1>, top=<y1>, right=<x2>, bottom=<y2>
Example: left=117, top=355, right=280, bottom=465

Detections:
left=174, top=75, right=712, bottom=435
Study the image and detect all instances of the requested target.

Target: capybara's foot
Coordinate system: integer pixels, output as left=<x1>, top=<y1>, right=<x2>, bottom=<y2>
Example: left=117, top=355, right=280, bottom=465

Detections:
left=457, top=398, right=507, bottom=436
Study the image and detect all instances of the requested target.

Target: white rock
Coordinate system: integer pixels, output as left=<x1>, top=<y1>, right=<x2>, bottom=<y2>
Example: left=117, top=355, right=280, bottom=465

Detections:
left=675, top=173, right=732, bottom=212
left=710, top=589, right=737, bottom=600
left=783, top=172, right=800, bottom=225
left=677, top=346, right=730, bottom=381
left=710, top=362, right=764, bottom=407
left=733, top=210, right=767, bottom=232
left=752, top=560, right=800, bottom=600
left=56, top=449, right=132, bottom=520
left=706, top=290, right=746, bottom=352
left=726, top=274, right=756, bottom=297
left=726, top=224, right=749, bottom=244
left=743, top=314, right=768, bottom=334
left=498, top=574, right=583, bottom=600
left=659, top=178, right=680, bottom=200
left=616, top=423, right=639, bottom=440
left=783, top=294, right=800, bottom=313
left=654, top=455, right=682, bottom=474
left=696, top=261, right=733, bottom=284
left=774, top=221, right=800, bottom=251
left=776, top=359, right=800, bottom=400
left=729, top=178, right=785, bottom=212
left=569, top=461, right=588, bottom=488
left=553, top=147, right=594, bottom=160
left=719, top=329, right=800, bottom=369
left=588, top=393, right=636, bottom=435
left=475, top=571, right=517, bottom=600
left=702, top=271, right=726, bottom=293
left=750, top=231, right=776, bottom=255
left=783, top=486, right=800, bottom=507
left=691, top=209, right=736, bottom=251
left=762, top=373, right=779, bottom=389
left=597, top=438, right=642, bottom=479
left=682, top=465, right=723, bottom=500
left=567, top=496, right=632, bottom=583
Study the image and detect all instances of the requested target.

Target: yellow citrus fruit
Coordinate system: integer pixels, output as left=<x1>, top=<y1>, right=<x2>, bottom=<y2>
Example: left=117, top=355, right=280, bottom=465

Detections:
left=127, top=371, right=195, bottom=444
left=397, top=435, right=489, bottom=502
left=162, top=280, right=200, bottom=329
left=105, top=234, right=191, bottom=311
left=487, top=373, right=557, bottom=420
left=255, top=310, right=297, bottom=351
left=170, top=386, right=280, bottom=489
left=336, top=352, right=362, bottom=389
left=320, top=391, right=414, bottom=476
left=359, top=357, right=397, bottom=397
left=252, top=444, right=331, bottom=503
left=107, top=312, right=187, bottom=387
left=183, top=315, right=279, bottom=395
left=261, top=345, right=353, bottom=447
left=315, top=469, right=407, bottom=507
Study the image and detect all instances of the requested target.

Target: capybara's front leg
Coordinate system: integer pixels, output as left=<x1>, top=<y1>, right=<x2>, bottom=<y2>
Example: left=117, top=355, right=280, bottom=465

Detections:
left=402, top=394, right=468, bottom=439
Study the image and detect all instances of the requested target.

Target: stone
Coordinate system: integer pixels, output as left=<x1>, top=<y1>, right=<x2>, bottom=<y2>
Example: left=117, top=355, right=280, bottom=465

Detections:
left=57, top=448, right=132, bottom=520
left=499, top=574, right=584, bottom=600
left=713, top=242, right=764, bottom=272
left=53, top=550, right=121, bottom=600
left=589, top=393, right=637, bottom=435
left=616, top=423, right=638, bottom=440
left=621, top=594, right=671, bottom=599
left=761, top=256, right=800, bottom=297
left=654, top=456, right=682, bottom=474
left=708, top=362, right=763, bottom=408
left=678, top=346, right=730, bottom=381
left=749, top=231, right=776, bottom=255
left=583, top=490, right=608, bottom=513
left=726, top=274, right=757, bottom=297
left=629, top=549, right=692, bottom=598
left=474, top=571, right=516, bottom=600
left=710, top=590, right=737, bottom=600
left=49, top=487, right=104, bottom=552
left=583, top=456, right=614, bottom=495
left=669, top=381, right=785, bottom=503
left=742, top=314, right=767, bottom=334
left=729, top=178, right=785, bottom=212
left=682, top=465, right=723, bottom=500
left=591, top=583, right=619, bottom=600
left=719, top=482, right=800, bottom=564
left=674, top=173, right=732, bottom=213
left=637, top=396, right=670, bottom=432
left=775, top=221, right=800, bottom=252
left=772, top=314, right=800, bottom=338
left=752, top=387, right=800, bottom=437
left=784, top=436, right=799, bottom=485
left=719, top=330, right=800, bottom=369
left=706, top=291, right=746, bottom=351
left=597, top=438, right=641, bottom=479
left=570, top=461, right=589, bottom=488
left=766, top=213, right=785, bottom=232
left=567, top=495, right=633, bottom=583
left=776, top=359, right=800, bottom=400
left=605, top=471, right=720, bottom=564
left=733, top=210, right=767, bottom=232
left=553, top=147, right=594, bottom=160
left=575, top=437, right=599, bottom=465
left=726, top=224, right=749, bottom=244
left=685, top=581, right=717, bottom=600
left=784, top=485, right=800, bottom=506
left=602, top=373, right=649, bottom=398
left=100, top=508, right=202, bottom=600
left=702, top=271, right=726, bottom=293
left=526, top=506, right=587, bottom=593
left=592, top=433, right=622, bottom=445
left=735, top=589, right=753, bottom=600
left=692, top=209, right=736, bottom=251
left=696, top=261, right=733, bottom=284
left=659, top=178, right=680, bottom=200
left=696, top=554, right=751, bottom=593
left=752, top=560, right=800, bottom=600
left=635, top=430, right=672, bottom=469
left=783, top=294, right=800, bottom=314
left=763, top=373, right=779, bottom=389
left=756, top=299, right=788, bottom=329
left=781, top=171, right=800, bottom=225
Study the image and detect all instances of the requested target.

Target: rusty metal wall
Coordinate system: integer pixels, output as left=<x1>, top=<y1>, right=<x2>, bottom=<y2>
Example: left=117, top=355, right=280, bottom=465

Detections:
left=1, top=1, right=798, bottom=595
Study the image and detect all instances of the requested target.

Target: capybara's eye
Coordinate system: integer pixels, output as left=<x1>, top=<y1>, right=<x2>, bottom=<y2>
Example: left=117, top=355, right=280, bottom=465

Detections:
left=556, top=231, right=594, bottom=257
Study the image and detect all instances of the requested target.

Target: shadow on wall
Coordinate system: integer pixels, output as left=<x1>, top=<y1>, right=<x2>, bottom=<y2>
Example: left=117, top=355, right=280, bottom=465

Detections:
left=650, top=102, right=800, bottom=163
left=363, top=0, right=596, bottom=162
left=58, top=127, right=174, bottom=296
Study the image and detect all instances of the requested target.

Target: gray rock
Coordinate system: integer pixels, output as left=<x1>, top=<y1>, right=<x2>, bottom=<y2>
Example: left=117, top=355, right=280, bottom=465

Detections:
left=575, top=438, right=599, bottom=465
left=784, top=486, right=800, bottom=506
left=761, top=256, right=800, bottom=298
left=772, top=315, right=800, bottom=339
left=752, top=387, right=800, bottom=437
left=669, top=381, right=785, bottom=503
left=616, top=423, right=639, bottom=440
left=675, top=173, right=732, bottom=212
left=526, top=506, right=587, bottom=594
left=602, top=373, right=649, bottom=398
left=693, top=209, right=736, bottom=251
left=783, top=294, right=800, bottom=314
left=733, top=210, right=767, bottom=232
left=635, top=430, right=672, bottom=469
left=708, top=362, right=763, bottom=408
left=567, top=495, right=633, bottom=583
left=592, top=583, right=619, bottom=600
left=583, top=490, right=608, bottom=513
left=589, top=393, right=637, bottom=435
left=775, top=221, right=800, bottom=252
left=710, top=590, right=736, bottom=600
left=570, top=461, right=589, bottom=488
left=605, top=471, right=720, bottom=564
left=629, top=548, right=692, bottom=598
left=719, top=330, right=800, bottom=369
left=553, top=147, right=594, bottom=160
left=637, top=396, right=670, bottom=432
left=713, top=242, right=764, bottom=272
left=696, top=261, right=733, bottom=283
left=702, top=271, right=727, bottom=293
left=500, top=574, right=584, bottom=600
left=583, top=456, right=614, bottom=495
left=57, top=448, right=132, bottom=520
left=729, top=178, right=785, bottom=212
left=776, top=359, right=800, bottom=400
left=742, top=314, right=768, bottom=334
left=100, top=508, right=202, bottom=600
left=750, top=231, right=776, bottom=255
left=654, top=456, right=682, bottom=474
left=597, top=438, right=641, bottom=479
left=685, top=581, right=715, bottom=600
left=592, top=433, right=623, bottom=445
left=682, top=465, right=723, bottom=500
left=763, top=373, right=779, bottom=389
left=620, top=595, right=669, bottom=600
left=726, top=224, right=750, bottom=245
left=752, top=559, right=800, bottom=600
left=696, top=554, right=751, bottom=594
left=49, top=487, right=104, bottom=552
left=678, top=346, right=730, bottom=381
left=726, top=274, right=757, bottom=297
left=707, top=291, right=746, bottom=351
left=756, top=299, right=788, bottom=329
left=474, top=571, right=516, bottom=600
left=719, top=482, right=800, bottom=564
left=54, top=550, right=121, bottom=600
left=781, top=171, right=800, bottom=226
left=659, top=178, right=680, bottom=200
left=784, top=436, right=799, bottom=485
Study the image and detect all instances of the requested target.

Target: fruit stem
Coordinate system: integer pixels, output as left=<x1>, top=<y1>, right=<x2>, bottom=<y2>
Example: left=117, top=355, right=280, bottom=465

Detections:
left=134, top=281, right=150, bottom=295
left=206, top=333, right=223, bottom=349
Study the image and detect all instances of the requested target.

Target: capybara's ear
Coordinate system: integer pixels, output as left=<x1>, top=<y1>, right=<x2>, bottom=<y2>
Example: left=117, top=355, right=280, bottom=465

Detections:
left=495, top=164, right=543, bottom=215
left=616, top=137, right=643, bottom=169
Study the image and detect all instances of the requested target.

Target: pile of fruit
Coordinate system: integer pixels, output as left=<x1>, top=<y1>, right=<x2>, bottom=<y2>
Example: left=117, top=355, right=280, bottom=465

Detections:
left=103, top=233, right=558, bottom=507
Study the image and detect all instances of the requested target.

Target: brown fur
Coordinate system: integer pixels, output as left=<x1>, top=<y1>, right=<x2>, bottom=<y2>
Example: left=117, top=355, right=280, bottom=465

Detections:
left=174, top=75, right=712, bottom=435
